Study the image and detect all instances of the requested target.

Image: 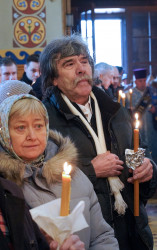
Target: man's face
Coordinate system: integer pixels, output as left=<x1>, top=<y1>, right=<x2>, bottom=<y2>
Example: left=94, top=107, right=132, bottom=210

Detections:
left=1, top=64, right=17, bottom=82
left=53, top=55, right=93, bottom=105
left=24, top=62, right=40, bottom=82
left=100, top=70, right=113, bottom=89
left=135, top=78, right=146, bottom=91
left=113, top=67, right=120, bottom=89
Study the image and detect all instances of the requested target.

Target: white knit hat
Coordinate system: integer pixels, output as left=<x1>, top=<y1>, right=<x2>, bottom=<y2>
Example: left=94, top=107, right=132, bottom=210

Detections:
left=0, top=80, right=33, bottom=104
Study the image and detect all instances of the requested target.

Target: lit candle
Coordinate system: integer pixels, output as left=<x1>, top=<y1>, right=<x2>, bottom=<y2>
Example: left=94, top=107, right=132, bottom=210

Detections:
left=134, top=113, right=139, bottom=152
left=121, top=93, right=126, bottom=107
left=129, top=89, right=133, bottom=109
left=118, top=90, right=122, bottom=103
left=134, top=113, right=140, bottom=216
left=60, top=162, right=72, bottom=216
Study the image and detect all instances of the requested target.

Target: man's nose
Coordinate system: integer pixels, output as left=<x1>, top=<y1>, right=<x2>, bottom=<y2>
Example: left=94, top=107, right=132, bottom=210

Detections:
left=76, top=62, right=86, bottom=75
left=9, top=74, right=16, bottom=80
left=35, top=71, right=40, bottom=77
left=9, top=74, right=13, bottom=80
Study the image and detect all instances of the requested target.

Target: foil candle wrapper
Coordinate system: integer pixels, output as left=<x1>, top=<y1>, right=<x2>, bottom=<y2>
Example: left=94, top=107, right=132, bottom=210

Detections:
left=125, top=148, right=145, bottom=170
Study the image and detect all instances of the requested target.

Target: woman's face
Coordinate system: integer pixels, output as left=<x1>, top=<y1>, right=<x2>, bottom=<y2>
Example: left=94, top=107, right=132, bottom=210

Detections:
left=9, top=113, right=47, bottom=162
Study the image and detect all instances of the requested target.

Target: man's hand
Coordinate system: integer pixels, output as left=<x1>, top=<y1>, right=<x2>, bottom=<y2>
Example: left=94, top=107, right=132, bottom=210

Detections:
left=91, top=151, right=124, bottom=178
left=127, top=158, right=153, bottom=183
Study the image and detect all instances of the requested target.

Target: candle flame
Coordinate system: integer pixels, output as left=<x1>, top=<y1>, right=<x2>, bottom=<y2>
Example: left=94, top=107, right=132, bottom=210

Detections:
left=119, top=90, right=122, bottom=96
left=135, top=113, right=139, bottom=120
left=135, top=120, right=140, bottom=129
left=121, top=93, right=125, bottom=98
left=63, top=162, right=72, bottom=175
left=129, top=89, right=132, bottom=94
left=135, top=113, right=140, bottom=129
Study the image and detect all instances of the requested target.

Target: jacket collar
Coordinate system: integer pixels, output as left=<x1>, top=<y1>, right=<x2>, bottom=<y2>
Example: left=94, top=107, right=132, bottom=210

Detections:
left=48, top=86, right=121, bottom=118
left=92, top=86, right=121, bottom=116
left=21, top=72, right=32, bottom=85
left=0, top=130, right=78, bottom=186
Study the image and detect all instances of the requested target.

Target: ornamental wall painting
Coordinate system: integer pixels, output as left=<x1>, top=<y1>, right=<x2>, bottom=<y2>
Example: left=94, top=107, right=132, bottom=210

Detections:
left=13, top=0, right=46, bottom=48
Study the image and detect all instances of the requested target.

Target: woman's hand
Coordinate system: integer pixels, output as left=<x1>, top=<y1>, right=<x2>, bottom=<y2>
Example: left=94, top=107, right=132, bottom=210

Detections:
left=60, top=235, right=85, bottom=250
left=41, top=229, right=85, bottom=250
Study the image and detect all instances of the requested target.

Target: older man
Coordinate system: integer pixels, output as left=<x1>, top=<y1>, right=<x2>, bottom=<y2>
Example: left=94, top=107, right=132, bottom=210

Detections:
left=41, top=35, right=157, bottom=250
left=94, top=62, right=114, bottom=98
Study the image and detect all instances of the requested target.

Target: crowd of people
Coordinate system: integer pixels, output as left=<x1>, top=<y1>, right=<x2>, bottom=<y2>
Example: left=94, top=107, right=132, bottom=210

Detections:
left=0, top=34, right=156, bottom=250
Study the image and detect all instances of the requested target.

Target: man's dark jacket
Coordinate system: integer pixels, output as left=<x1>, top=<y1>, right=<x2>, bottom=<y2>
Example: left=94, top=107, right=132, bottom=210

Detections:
left=21, top=72, right=32, bottom=85
left=0, top=177, right=49, bottom=250
left=43, top=86, right=157, bottom=250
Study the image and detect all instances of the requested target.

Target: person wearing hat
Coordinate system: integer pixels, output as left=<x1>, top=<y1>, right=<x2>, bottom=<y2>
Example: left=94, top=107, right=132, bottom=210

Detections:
left=133, top=68, right=147, bottom=92
left=126, top=68, right=157, bottom=163
left=126, top=68, right=147, bottom=109
left=126, top=68, right=148, bottom=144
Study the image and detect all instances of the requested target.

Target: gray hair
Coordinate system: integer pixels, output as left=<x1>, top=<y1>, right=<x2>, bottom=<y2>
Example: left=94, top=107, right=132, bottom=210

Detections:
left=9, top=98, right=47, bottom=124
left=94, top=62, right=113, bottom=78
left=40, top=34, right=94, bottom=93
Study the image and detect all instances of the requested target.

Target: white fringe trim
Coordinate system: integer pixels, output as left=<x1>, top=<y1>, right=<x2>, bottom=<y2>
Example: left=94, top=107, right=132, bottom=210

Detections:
left=108, top=177, right=127, bottom=215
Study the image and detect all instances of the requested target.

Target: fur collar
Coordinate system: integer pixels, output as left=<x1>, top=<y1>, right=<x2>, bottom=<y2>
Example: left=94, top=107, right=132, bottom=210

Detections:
left=0, top=130, right=78, bottom=186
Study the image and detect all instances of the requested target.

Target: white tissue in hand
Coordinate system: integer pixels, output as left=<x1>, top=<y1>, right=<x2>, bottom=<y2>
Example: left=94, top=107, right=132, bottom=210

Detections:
left=30, top=199, right=88, bottom=246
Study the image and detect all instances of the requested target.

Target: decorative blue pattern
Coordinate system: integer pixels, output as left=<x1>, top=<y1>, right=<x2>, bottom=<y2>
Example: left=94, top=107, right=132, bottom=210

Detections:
left=19, top=1, right=26, bottom=7
left=0, top=51, right=41, bottom=64
left=32, top=1, right=39, bottom=7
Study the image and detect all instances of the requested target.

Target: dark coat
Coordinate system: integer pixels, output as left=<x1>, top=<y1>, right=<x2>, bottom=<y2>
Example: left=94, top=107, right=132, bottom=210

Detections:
left=21, top=72, right=32, bottom=85
left=32, top=76, right=42, bottom=100
left=0, top=177, right=49, bottom=250
left=43, top=86, right=157, bottom=250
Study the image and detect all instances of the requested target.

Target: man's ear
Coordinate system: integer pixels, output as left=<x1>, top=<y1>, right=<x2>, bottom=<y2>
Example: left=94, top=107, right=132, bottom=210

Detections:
left=24, top=64, right=27, bottom=72
left=53, top=79, right=58, bottom=86
left=99, top=74, right=103, bottom=81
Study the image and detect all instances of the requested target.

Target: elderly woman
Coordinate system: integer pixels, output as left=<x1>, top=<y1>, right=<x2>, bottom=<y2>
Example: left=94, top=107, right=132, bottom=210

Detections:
left=0, top=94, right=119, bottom=250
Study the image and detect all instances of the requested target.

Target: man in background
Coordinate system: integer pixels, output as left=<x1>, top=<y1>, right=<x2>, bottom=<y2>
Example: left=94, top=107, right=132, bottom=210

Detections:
left=21, top=54, right=40, bottom=85
left=94, top=62, right=114, bottom=98
left=0, top=57, right=17, bottom=82
left=110, top=66, right=124, bottom=100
